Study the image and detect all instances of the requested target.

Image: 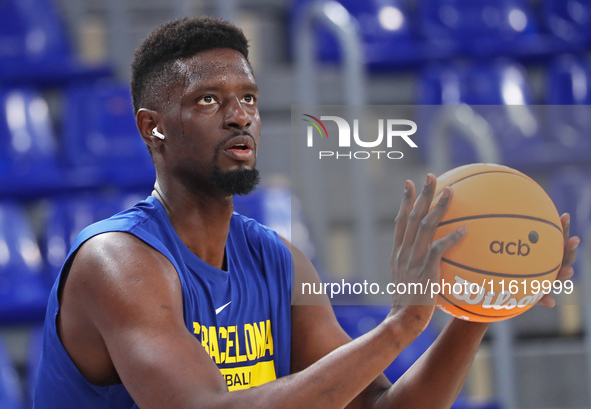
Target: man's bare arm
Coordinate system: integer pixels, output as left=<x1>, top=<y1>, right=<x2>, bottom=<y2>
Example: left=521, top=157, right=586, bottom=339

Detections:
left=59, top=176, right=467, bottom=409
left=287, top=220, right=488, bottom=409
left=60, top=235, right=441, bottom=409
left=62, top=236, right=443, bottom=409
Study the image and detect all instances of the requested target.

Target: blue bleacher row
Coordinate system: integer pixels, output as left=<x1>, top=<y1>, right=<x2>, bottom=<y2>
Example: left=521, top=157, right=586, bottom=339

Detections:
left=1, top=0, right=591, bottom=193
left=0, top=0, right=111, bottom=86
left=4, top=0, right=591, bottom=77
left=4, top=54, right=591, bottom=196
left=290, top=0, right=591, bottom=69
left=0, top=83, right=154, bottom=199
left=0, top=0, right=140, bottom=194
left=416, top=56, right=591, bottom=170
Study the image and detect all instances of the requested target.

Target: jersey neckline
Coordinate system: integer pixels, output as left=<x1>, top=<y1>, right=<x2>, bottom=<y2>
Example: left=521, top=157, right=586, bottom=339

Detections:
left=146, top=195, right=232, bottom=283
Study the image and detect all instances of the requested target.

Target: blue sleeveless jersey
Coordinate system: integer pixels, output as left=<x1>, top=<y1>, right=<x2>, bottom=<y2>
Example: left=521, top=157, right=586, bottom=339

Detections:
left=34, top=196, right=293, bottom=408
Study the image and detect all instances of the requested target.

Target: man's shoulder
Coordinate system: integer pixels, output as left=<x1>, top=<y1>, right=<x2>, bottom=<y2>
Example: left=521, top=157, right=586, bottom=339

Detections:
left=72, top=198, right=161, bottom=249
left=231, top=211, right=287, bottom=247
left=66, top=229, right=176, bottom=303
left=62, top=198, right=174, bottom=281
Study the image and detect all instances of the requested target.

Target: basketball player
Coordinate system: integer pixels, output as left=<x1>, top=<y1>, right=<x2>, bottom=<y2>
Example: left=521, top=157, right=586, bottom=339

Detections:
left=33, top=17, right=578, bottom=409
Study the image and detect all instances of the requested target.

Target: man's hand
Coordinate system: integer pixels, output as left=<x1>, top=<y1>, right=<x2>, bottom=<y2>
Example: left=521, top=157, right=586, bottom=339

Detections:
left=288, top=174, right=490, bottom=409
left=538, top=212, right=579, bottom=307
left=387, top=174, right=466, bottom=339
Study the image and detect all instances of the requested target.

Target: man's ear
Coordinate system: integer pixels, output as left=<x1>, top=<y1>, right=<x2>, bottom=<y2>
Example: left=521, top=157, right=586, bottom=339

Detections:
left=137, top=108, right=164, bottom=148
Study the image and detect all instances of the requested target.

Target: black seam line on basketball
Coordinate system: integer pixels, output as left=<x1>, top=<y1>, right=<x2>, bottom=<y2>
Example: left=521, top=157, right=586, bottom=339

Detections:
left=439, top=294, right=522, bottom=319
left=441, top=258, right=561, bottom=278
left=438, top=294, right=522, bottom=319
left=438, top=214, right=562, bottom=233
left=433, top=170, right=532, bottom=201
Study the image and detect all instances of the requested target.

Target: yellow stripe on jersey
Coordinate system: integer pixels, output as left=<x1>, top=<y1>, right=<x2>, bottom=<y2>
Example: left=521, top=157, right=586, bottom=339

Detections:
left=220, top=360, right=277, bottom=391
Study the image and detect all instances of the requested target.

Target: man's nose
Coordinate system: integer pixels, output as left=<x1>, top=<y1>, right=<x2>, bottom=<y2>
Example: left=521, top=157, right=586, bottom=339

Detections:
left=223, top=97, right=251, bottom=129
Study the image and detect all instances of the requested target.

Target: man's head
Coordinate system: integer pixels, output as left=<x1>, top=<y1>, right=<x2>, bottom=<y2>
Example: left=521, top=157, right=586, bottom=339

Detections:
left=132, top=17, right=260, bottom=196
left=131, top=16, right=249, bottom=114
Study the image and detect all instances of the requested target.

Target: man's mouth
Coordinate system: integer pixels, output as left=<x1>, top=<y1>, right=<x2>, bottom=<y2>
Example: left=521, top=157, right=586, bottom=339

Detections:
left=228, top=143, right=250, bottom=151
left=223, top=136, right=255, bottom=161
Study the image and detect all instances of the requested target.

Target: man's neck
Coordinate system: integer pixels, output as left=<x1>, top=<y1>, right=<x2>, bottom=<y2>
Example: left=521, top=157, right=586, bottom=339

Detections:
left=152, top=179, right=233, bottom=270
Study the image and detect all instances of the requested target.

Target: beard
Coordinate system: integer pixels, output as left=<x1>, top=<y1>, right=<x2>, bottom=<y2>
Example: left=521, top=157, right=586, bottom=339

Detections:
left=207, top=131, right=260, bottom=195
left=209, top=166, right=261, bottom=196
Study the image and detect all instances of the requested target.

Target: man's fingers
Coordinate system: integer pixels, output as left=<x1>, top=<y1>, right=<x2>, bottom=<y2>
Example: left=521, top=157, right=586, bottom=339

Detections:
left=540, top=223, right=577, bottom=308
left=392, top=180, right=416, bottom=254
left=562, top=236, right=580, bottom=268
left=422, top=226, right=467, bottom=280
left=560, top=213, right=571, bottom=245
left=538, top=294, right=556, bottom=308
left=556, top=265, right=574, bottom=280
left=407, top=187, right=454, bottom=266
left=399, top=174, right=437, bottom=261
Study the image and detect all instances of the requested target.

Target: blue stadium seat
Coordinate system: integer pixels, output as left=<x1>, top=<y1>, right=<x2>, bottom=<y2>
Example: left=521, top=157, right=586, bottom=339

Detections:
left=416, top=63, right=465, bottom=106
left=464, top=60, right=586, bottom=168
left=42, top=192, right=145, bottom=285
left=416, top=59, right=574, bottom=170
left=544, top=55, right=591, bottom=165
left=42, top=197, right=100, bottom=286
left=461, top=59, right=535, bottom=105
left=543, top=0, right=591, bottom=48
left=0, top=0, right=111, bottom=85
left=62, top=81, right=154, bottom=189
left=0, top=335, right=25, bottom=409
left=0, top=0, right=70, bottom=62
left=418, top=0, right=555, bottom=59
left=0, top=202, right=49, bottom=323
left=289, top=0, right=441, bottom=71
left=547, top=54, right=591, bottom=104
left=0, top=87, right=64, bottom=198
left=418, top=60, right=537, bottom=107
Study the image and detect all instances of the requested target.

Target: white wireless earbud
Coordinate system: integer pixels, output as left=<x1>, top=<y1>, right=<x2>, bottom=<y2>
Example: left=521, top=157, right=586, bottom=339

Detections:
left=152, top=127, right=165, bottom=140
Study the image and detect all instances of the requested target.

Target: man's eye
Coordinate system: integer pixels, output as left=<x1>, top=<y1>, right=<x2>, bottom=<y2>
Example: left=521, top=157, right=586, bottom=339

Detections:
left=198, top=96, right=217, bottom=105
left=242, top=95, right=256, bottom=105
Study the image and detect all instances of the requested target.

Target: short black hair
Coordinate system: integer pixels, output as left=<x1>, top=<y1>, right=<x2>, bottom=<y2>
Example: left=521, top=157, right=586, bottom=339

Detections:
left=130, top=16, right=250, bottom=114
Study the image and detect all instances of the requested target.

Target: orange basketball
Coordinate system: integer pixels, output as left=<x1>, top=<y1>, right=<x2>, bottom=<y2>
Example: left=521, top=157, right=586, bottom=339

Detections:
left=431, top=163, right=564, bottom=323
